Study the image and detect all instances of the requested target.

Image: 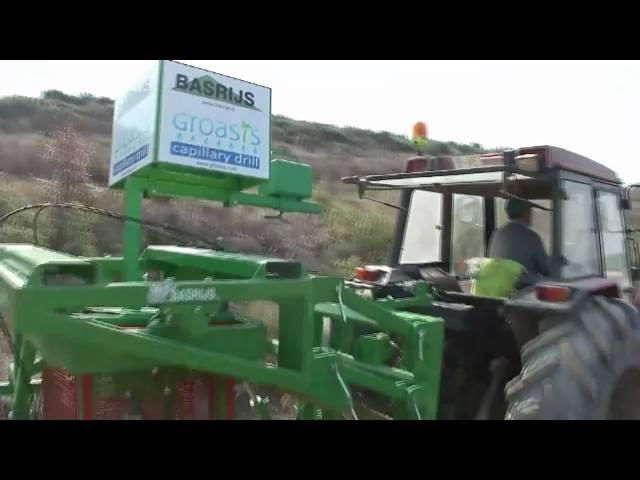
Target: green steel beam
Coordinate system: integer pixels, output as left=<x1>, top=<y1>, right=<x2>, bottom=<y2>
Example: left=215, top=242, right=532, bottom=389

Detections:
left=0, top=378, right=41, bottom=396
left=123, top=178, right=144, bottom=281
left=31, top=313, right=353, bottom=413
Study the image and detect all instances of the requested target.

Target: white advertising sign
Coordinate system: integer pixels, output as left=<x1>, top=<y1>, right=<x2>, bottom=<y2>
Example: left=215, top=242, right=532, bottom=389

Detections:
left=157, top=60, right=272, bottom=180
left=109, top=65, right=159, bottom=186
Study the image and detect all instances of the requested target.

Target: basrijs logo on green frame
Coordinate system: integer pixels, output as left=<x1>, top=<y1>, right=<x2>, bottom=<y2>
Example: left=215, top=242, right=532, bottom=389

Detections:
left=173, top=73, right=261, bottom=112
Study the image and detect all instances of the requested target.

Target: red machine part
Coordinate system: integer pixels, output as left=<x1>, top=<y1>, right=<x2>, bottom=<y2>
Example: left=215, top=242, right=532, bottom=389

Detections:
left=42, top=368, right=77, bottom=420
left=41, top=322, right=236, bottom=420
left=175, top=375, right=234, bottom=420
left=41, top=368, right=235, bottom=420
left=354, top=267, right=383, bottom=282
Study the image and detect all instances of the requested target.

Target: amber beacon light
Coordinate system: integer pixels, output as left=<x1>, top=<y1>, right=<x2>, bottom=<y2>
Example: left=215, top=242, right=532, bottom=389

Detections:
left=412, top=121, right=428, bottom=153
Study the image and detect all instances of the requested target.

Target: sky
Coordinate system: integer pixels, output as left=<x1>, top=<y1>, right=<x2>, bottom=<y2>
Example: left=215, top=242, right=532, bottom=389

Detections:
left=1, top=60, right=638, bottom=183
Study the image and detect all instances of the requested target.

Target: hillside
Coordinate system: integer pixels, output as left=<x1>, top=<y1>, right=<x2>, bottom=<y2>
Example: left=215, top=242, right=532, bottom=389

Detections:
left=0, top=91, right=490, bottom=274
left=0, top=90, right=484, bottom=183
left=0, top=91, right=639, bottom=274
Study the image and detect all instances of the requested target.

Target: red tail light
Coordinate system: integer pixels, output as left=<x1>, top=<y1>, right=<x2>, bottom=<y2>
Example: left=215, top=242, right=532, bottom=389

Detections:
left=404, top=157, right=429, bottom=173
left=354, top=267, right=382, bottom=282
left=536, top=285, right=572, bottom=302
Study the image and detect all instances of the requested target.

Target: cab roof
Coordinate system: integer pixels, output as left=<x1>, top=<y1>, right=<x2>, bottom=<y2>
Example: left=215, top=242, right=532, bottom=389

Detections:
left=428, top=145, right=620, bottom=185
left=341, top=145, right=621, bottom=200
left=510, top=145, right=618, bottom=184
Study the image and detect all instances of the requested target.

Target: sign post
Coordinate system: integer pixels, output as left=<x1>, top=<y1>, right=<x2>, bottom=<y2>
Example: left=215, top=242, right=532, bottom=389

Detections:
left=109, top=61, right=274, bottom=280
left=109, top=61, right=318, bottom=280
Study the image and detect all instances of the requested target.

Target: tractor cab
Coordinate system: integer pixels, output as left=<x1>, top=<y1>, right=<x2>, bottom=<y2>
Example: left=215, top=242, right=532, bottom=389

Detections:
left=344, top=145, right=634, bottom=302
left=343, top=144, right=640, bottom=420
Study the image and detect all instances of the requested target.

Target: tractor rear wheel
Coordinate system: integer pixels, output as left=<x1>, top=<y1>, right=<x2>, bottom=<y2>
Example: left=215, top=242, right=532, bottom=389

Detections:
left=505, top=295, right=640, bottom=420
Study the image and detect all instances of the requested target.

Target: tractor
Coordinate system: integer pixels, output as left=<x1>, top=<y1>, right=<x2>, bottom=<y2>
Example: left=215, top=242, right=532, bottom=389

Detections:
left=342, top=145, right=640, bottom=419
left=1, top=58, right=638, bottom=419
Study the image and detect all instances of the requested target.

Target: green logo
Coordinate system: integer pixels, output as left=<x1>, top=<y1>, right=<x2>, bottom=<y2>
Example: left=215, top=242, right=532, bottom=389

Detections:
left=174, top=73, right=260, bottom=112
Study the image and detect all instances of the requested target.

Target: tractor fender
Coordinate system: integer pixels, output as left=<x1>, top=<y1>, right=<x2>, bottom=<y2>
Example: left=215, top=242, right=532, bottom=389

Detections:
left=503, top=278, right=624, bottom=350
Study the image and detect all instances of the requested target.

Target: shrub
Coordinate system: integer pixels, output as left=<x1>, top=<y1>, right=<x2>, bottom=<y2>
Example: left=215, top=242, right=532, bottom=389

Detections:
left=321, top=193, right=395, bottom=269
left=0, top=96, right=41, bottom=120
left=41, top=125, right=97, bottom=255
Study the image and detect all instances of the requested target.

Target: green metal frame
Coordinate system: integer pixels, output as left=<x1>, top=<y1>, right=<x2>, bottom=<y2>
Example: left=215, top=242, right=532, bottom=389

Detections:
left=121, top=163, right=321, bottom=282
left=0, top=242, right=443, bottom=419
left=0, top=124, right=444, bottom=419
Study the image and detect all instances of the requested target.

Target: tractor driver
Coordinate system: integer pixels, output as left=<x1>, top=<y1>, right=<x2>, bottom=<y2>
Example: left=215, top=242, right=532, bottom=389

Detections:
left=488, top=197, right=553, bottom=288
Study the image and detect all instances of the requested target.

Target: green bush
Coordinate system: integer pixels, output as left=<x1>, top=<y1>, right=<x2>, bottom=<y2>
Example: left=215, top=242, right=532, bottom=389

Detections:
left=1, top=224, right=34, bottom=243
left=0, top=96, right=42, bottom=121
left=0, top=185, right=8, bottom=216
left=321, top=194, right=395, bottom=270
left=332, top=255, right=365, bottom=276
left=41, top=90, right=92, bottom=107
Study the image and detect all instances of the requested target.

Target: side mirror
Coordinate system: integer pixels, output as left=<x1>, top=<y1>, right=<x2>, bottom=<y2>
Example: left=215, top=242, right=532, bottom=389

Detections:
left=624, top=183, right=640, bottom=211
left=632, top=267, right=640, bottom=282
left=621, top=197, right=631, bottom=210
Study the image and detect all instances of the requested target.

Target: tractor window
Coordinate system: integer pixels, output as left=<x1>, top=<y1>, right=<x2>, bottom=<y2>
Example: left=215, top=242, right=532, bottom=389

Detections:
left=451, top=194, right=485, bottom=276
left=597, top=190, right=630, bottom=288
left=399, top=190, right=443, bottom=264
left=495, top=198, right=552, bottom=253
left=562, top=181, right=601, bottom=278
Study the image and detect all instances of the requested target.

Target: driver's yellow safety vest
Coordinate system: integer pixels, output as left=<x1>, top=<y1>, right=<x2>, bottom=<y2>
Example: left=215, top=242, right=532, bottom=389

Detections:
left=467, top=257, right=525, bottom=298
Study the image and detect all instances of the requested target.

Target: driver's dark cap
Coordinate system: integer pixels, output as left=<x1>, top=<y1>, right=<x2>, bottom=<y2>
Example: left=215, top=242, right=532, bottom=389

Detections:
left=505, top=197, right=530, bottom=218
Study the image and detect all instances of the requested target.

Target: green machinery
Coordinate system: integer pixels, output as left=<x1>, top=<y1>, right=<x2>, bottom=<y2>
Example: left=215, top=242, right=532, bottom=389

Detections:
left=0, top=61, right=444, bottom=420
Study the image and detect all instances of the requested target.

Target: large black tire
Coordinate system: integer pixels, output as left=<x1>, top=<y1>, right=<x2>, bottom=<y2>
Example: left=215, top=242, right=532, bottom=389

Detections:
left=505, top=295, right=640, bottom=420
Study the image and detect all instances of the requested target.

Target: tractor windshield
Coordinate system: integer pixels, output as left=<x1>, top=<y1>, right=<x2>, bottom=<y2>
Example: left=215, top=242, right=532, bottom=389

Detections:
left=450, top=194, right=485, bottom=275
left=399, top=188, right=490, bottom=269
left=394, top=169, right=553, bottom=274
left=399, top=190, right=443, bottom=264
